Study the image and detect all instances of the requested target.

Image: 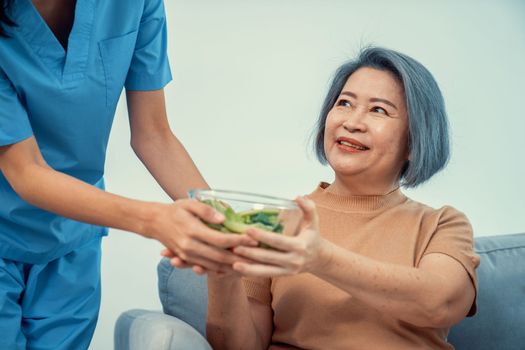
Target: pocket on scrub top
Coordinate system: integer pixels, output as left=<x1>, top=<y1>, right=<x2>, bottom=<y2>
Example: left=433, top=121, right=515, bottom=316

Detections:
left=98, top=30, right=138, bottom=108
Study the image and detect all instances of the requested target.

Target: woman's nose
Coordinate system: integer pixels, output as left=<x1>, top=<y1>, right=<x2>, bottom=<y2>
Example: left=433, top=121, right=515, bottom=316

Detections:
left=342, top=109, right=367, bottom=133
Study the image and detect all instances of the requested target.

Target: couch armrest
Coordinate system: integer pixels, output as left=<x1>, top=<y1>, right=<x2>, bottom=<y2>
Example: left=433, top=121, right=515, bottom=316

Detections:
left=114, top=309, right=212, bottom=350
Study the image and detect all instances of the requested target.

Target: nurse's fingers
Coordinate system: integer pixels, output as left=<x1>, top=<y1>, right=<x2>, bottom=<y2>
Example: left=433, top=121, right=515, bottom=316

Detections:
left=195, top=227, right=259, bottom=249
left=166, top=241, right=244, bottom=275
left=169, top=256, right=191, bottom=268
left=183, top=199, right=225, bottom=224
left=178, top=237, right=250, bottom=267
left=167, top=252, right=208, bottom=275
left=179, top=200, right=258, bottom=248
left=192, top=265, right=207, bottom=275
left=183, top=254, right=232, bottom=274
left=161, top=248, right=175, bottom=258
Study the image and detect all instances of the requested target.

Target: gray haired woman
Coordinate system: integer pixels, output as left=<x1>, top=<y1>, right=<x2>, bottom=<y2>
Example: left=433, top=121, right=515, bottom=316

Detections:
left=192, top=47, right=480, bottom=349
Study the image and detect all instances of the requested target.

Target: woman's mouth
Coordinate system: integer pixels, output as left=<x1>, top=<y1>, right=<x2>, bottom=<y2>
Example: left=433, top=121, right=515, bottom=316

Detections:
left=336, top=138, right=369, bottom=153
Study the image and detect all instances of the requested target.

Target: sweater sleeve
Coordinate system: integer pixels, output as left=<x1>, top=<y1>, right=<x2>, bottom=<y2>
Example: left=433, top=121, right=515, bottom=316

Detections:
left=420, top=206, right=480, bottom=316
left=242, top=276, right=272, bottom=305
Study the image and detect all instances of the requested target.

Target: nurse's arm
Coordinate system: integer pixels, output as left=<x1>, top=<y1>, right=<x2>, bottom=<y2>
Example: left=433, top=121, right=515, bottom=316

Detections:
left=0, top=138, right=254, bottom=272
left=126, top=89, right=207, bottom=200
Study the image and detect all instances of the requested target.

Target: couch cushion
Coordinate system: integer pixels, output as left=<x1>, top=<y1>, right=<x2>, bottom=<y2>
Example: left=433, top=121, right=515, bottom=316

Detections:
left=157, top=258, right=208, bottom=336
left=448, top=233, right=525, bottom=349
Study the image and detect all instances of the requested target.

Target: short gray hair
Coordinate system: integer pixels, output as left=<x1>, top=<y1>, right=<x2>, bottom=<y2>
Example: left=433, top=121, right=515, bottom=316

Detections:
left=314, top=46, right=450, bottom=188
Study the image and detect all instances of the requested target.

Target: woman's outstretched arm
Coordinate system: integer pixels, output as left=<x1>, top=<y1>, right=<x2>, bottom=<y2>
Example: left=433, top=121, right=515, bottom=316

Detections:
left=232, top=197, right=475, bottom=329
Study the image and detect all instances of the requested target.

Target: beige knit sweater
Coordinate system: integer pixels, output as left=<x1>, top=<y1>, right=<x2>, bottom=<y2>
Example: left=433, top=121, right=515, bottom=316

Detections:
left=243, top=182, right=479, bottom=350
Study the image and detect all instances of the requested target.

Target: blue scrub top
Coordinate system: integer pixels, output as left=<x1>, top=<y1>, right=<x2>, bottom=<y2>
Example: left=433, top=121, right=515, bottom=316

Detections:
left=0, top=0, right=172, bottom=264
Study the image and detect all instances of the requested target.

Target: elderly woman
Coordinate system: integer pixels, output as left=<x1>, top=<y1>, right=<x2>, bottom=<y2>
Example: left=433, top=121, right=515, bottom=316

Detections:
left=170, top=47, right=479, bottom=349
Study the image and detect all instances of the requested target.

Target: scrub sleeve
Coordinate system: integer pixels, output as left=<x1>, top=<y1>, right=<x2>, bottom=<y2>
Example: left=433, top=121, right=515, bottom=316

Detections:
left=0, top=68, right=33, bottom=146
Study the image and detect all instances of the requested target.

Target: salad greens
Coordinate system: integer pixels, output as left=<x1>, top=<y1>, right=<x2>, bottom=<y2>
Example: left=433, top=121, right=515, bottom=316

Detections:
left=201, top=199, right=284, bottom=235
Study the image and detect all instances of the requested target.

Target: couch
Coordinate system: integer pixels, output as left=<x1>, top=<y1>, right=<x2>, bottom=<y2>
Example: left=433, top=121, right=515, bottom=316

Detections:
left=114, top=232, right=525, bottom=349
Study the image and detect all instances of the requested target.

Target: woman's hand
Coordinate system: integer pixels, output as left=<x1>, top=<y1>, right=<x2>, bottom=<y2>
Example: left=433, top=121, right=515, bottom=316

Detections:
left=147, top=198, right=258, bottom=273
left=231, top=196, right=332, bottom=277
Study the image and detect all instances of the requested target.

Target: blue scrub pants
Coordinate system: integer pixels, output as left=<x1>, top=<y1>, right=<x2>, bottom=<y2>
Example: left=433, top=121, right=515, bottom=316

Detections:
left=0, top=237, right=102, bottom=350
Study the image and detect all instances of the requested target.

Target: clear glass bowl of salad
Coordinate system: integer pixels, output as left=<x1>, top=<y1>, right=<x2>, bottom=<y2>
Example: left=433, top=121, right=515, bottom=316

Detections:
left=188, top=189, right=303, bottom=239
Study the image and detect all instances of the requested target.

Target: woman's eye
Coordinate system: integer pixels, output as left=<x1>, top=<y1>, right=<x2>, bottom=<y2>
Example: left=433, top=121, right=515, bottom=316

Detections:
left=372, top=106, right=388, bottom=115
left=337, top=99, right=351, bottom=107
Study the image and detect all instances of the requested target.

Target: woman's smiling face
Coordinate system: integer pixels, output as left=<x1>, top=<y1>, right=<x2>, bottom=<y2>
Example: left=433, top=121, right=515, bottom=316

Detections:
left=323, top=67, right=409, bottom=189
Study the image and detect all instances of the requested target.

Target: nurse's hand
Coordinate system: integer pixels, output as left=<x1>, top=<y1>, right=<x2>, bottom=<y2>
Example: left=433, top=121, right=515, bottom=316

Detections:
left=160, top=248, right=247, bottom=276
left=146, top=199, right=258, bottom=273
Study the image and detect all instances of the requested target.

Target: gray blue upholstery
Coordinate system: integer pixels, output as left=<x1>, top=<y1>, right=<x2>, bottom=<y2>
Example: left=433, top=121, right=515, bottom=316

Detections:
left=447, top=233, right=525, bottom=349
left=114, top=233, right=525, bottom=349
left=157, top=258, right=208, bottom=337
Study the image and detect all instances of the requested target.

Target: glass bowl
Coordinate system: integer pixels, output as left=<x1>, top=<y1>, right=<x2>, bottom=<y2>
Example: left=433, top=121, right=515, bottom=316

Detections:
left=188, top=189, right=303, bottom=238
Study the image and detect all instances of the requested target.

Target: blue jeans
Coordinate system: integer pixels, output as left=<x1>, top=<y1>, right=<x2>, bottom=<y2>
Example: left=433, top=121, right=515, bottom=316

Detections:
left=0, top=236, right=102, bottom=350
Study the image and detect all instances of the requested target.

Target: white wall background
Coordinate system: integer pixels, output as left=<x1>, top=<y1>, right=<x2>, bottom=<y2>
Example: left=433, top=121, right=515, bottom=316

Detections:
left=90, top=0, right=525, bottom=348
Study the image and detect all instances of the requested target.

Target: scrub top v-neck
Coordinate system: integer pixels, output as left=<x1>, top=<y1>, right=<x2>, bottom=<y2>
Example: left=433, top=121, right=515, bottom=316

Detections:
left=0, top=0, right=172, bottom=264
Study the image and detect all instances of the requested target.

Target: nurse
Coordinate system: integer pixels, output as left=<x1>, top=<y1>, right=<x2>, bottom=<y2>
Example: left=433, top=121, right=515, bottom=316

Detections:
left=0, top=0, right=251, bottom=349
